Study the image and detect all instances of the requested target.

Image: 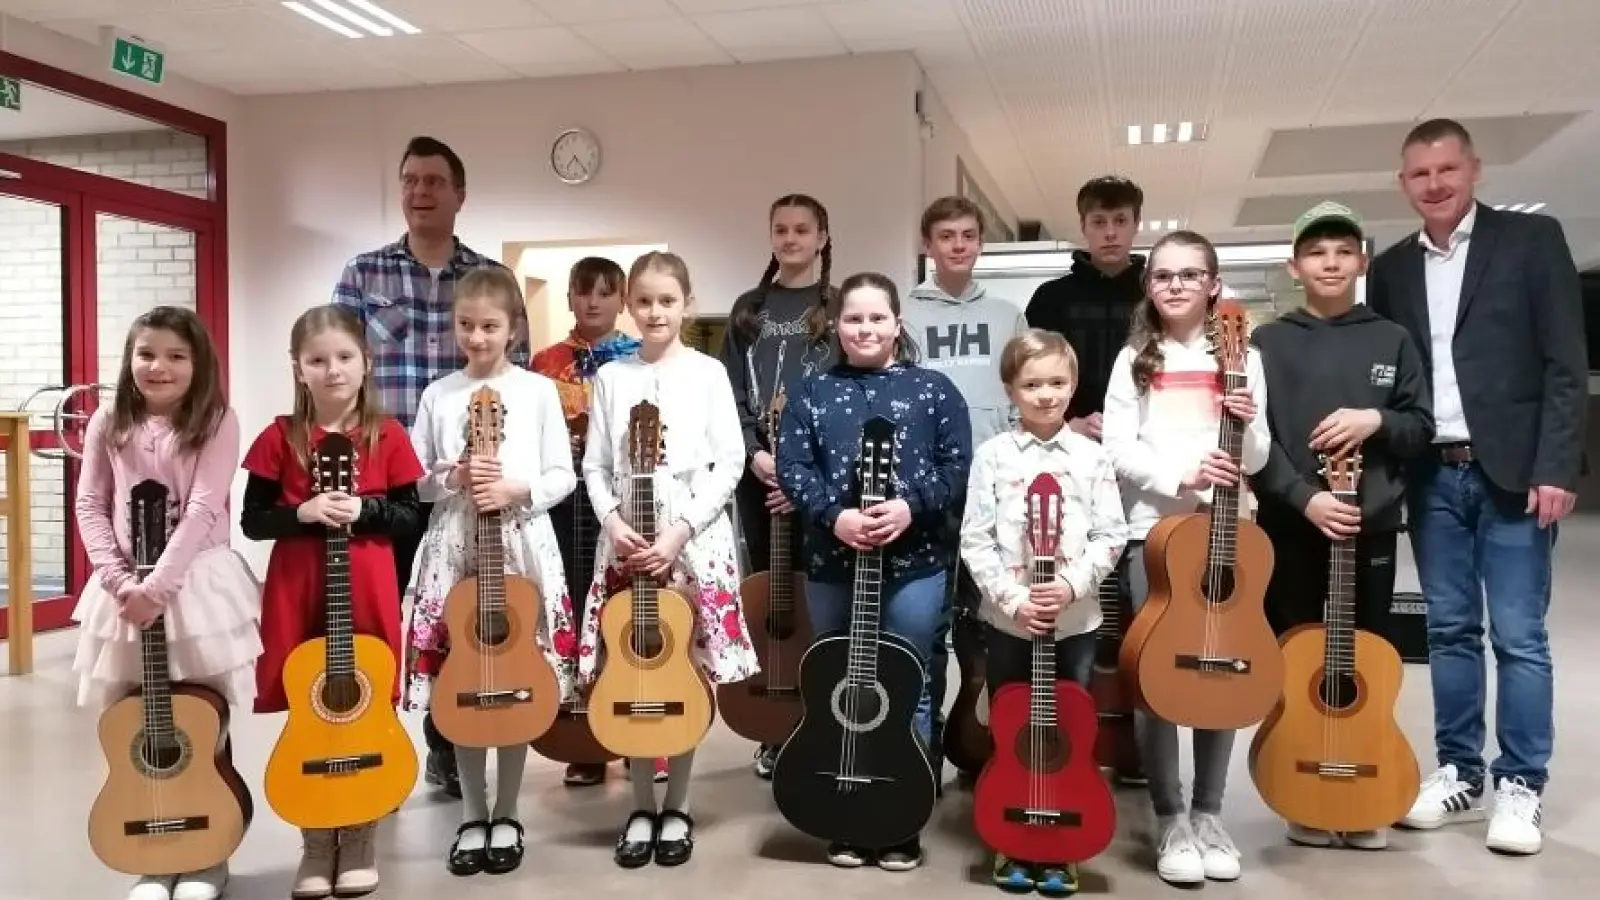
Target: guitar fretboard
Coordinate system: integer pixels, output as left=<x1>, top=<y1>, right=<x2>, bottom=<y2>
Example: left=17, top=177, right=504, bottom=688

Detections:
left=477, top=502, right=507, bottom=616
left=629, top=472, right=659, bottom=630
left=325, top=525, right=355, bottom=680
left=131, top=483, right=174, bottom=749
left=846, top=514, right=885, bottom=689
left=1029, top=556, right=1058, bottom=729
left=1322, top=486, right=1358, bottom=680
left=769, top=511, right=794, bottom=615
left=1206, top=369, right=1247, bottom=576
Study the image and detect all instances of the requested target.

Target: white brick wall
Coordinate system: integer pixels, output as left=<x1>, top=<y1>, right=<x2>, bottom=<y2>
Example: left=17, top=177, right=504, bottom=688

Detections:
left=0, top=130, right=205, bottom=589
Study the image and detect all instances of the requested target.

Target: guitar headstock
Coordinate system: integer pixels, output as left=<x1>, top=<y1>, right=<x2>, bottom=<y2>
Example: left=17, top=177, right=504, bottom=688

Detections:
left=1320, top=446, right=1363, bottom=502
left=764, top=388, right=787, bottom=449
left=129, top=479, right=170, bottom=571
left=857, top=416, right=895, bottom=507
left=627, top=400, right=664, bottom=474
left=468, top=386, right=505, bottom=457
left=1026, top=473, right=1063, bottom=560
left=313, top=431, right=358, bottom=497
left=1209, top=298, right=1251, bottom=377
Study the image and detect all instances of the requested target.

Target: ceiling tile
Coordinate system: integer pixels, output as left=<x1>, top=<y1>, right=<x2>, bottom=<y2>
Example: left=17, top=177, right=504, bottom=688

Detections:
left=1, top=0, right=248, bottom=16
left=345, top=34, right=518, bottom=84
left=369, top=0, right=555, bottom=32
left=670, top=0, right=825, bottom=12
left=531, top=0, right=678, bottom=25
left=694, top=6, right=846, bottom=60
left=961, top=0, right=1094, bottom=29
left=454, top=25, right=625, bottom=75
left=820, top=0, right=961, bottom=40
left=570, top=16, right=733, bottom=69
left=850, top=28, right=976, bottom=67
left=34, top=7, right=289, bottom=54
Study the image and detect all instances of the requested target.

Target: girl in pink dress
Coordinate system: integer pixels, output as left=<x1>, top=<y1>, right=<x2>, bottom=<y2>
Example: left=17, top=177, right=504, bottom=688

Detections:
left=71, top=306, right=263, bottom=900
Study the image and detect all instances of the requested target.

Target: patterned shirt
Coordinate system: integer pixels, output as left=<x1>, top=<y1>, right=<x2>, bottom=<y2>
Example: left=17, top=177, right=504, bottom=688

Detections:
left=528, top=329, right=643, bottom=439
left=331, top=235, right=516, bottom=428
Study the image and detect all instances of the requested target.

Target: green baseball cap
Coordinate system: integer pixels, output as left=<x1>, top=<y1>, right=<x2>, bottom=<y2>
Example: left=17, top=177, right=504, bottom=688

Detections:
left=1293, top=200, right=1363, bottom=244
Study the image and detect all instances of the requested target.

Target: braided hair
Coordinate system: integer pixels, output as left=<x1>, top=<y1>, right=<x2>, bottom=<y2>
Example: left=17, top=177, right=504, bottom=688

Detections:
left=731, top=193, right=833, bottom=344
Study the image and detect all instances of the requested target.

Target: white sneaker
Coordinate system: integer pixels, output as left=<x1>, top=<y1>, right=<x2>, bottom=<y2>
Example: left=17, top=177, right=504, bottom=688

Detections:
left=1191, top=812, right=1241, bottom=881
left=1398, top=764, right=1486, bottom=829
left=127, top=876, right=175, bottom=900
left=1485, top=778, right=1543, bottom=855
left=1153, top=815, right=1205, bottom=885
left=1286, top=822, right=1334, bottom=847
left=1341, top=829, right=1388, bottom=850
left=172, top=864, right=228, bottom=900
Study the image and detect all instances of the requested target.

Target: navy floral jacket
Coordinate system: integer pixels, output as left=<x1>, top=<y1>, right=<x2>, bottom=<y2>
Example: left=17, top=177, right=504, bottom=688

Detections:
left=776, top=362, right=971, bottom=585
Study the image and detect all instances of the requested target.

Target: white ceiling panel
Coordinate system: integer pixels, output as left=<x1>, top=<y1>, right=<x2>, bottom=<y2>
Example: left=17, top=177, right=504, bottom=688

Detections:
left=670, top=0, right=832, bottom=13
left=695, top=6, right=846, bottom=61
left=531, top=0, right=678, bottom=25
left=819, top=0, right=962, bottom=40
left=569, top=16, right=733, bottom=70
left=455, top=25, right=626, bottom=77
left=374, top=0, right=555, bottom=32
left=345, top=34, right=517, bottom=84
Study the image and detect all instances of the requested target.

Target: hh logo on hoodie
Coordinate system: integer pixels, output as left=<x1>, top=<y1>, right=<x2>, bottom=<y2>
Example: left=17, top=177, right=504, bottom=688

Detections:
left=923, top=323, right=994, bottom=367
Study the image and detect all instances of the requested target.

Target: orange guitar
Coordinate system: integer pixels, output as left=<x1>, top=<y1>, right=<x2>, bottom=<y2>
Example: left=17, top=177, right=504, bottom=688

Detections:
left=88, top=480, right=253, bottom=876
left=1249, top=449, right=1420, bottom=832
left=264, top=432, right=419, bottom=829
left=1120, top=299, right=1283, bottom=731
left=432, top=386, right=562, bottom=747
left=586, top=400, right=714, bottom=759
left=717, top=390, right=812, bottom=746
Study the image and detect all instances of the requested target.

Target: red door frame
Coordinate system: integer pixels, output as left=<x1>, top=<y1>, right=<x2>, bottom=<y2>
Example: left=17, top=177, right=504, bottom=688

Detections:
left=0, top=51, right=228, bottom=637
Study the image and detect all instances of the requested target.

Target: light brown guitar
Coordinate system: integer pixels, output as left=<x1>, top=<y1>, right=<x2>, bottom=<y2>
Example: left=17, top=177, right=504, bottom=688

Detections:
left=717, top=389, right=812, bottom=745
left=89, top=479, right=253, bottom=875
left=432, top=386, right=562, bottom=747
left=1249, top=448, right=1420, bottom=832
left=1120, top=299, right=1283, bottom=730
left=587, top=400, right=714, bottom=759
left=264, top=432, right=419, bottom=829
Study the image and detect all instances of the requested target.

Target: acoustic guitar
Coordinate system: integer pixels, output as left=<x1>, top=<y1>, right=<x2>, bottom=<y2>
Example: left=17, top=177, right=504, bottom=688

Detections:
left=264, top=432, right=419, bottom=829
left=974, top=473, right=1116, bottom=864
left=1248, top=448, right=1420, bottom=832
left=718, top=389, right=814, bottom=746
left=531, top=410, right=621, bottom=766
left=586, top=400, right=714, bottom=759
left=1088, top=568, right=1142, bottom=782
left=771, top=416, right=938, bottom=849
left=431, top=386, right=562, bottom=747
left=1119, top=299, right=1283, bottom=731
left=88, top=479, right=253, bottom=876
left=942, top=574, right=993, bottom=776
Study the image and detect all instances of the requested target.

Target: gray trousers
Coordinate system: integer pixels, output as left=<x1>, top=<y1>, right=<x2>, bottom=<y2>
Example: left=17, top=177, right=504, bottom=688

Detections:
left=1122, top=540, right=1236, bottom=817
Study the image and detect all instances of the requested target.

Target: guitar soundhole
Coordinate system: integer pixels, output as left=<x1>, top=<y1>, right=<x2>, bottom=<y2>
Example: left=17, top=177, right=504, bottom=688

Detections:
left=476, top=610, right=512, bottom=647
left=140, top=737, right=184, bottom=773
left=629, top=624, right=666, bottom=661
left=322, top=673, right=363, bottom=715
left=765, top=610, right=798, bottom=640
left=1318, top=672, right=1360, bottom=712
left=840, top=685, right=883, bottom=728
left=1200, top=566, right=1236, bottom=605
left=1018, top=725, right=1068, bottom=773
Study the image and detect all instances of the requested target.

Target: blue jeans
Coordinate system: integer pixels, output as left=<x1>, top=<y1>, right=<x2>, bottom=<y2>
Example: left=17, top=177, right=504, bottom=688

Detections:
left=804, top=569, right=948, bottom=744
left=1408, top=461, right=1555, bottom=790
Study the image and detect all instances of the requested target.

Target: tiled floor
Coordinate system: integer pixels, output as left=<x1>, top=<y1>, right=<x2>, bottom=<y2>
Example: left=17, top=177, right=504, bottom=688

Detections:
left=4, top=521, right=1595, bottom=900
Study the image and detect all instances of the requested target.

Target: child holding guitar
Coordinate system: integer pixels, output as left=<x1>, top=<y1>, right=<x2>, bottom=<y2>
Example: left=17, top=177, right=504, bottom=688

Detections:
left=578, top=251, right=758, bottom=869
left=74, top=307, right=262, bottom=900
left=1101, top=231, right=1270, bottom=886
left=241, top=305, right=425, bottom=899
left=960, top=329, right=1128, bottom=895
left=406, top=267, right=582, bottom=875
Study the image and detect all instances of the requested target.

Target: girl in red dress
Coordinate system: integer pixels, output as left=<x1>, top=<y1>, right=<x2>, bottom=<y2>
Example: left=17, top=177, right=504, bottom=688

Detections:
left=240, top=305, right=424, bottom=900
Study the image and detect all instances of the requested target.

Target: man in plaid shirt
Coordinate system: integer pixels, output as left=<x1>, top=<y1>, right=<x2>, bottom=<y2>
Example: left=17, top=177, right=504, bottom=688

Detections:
left=332, top=135, right=514, bottom=799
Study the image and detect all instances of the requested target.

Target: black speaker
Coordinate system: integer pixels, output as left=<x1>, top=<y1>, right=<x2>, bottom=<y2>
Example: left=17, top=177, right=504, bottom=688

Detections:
left=1388, top=591, right=1429, bottom=665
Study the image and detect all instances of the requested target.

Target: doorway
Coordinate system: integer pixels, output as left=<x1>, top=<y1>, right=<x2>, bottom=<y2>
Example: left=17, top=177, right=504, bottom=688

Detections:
left=503, top=240, right=668, bottom=349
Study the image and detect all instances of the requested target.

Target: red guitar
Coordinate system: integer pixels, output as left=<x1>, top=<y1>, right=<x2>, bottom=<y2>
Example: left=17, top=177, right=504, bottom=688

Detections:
left=973, top=473, right=1116, bottom=865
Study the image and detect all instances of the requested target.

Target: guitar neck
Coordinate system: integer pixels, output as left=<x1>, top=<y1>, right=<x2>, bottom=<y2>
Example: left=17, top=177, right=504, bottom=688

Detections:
left=1095, top=570, right=1120, bottom=639
left=1322, top=515, right=1357, bottom=680
left=325, top=525, right=355, bottom=679
left=138, top=598, right=175, bottom=748
left=1030, top=557, right=1057, bottom=727
left=630, top=473, right=659, bottom=629
left=846, top=543, right=885, bottom=688
left=478, top=507, right=507, bottom=616
left=768, top=511, right=793, bottom=612
left=1206, top=370, right=1247, bottom=571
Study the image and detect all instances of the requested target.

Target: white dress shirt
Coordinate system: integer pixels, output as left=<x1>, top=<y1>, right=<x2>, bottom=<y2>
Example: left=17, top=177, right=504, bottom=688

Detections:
left=1419, top=204, right=1476, bottom=442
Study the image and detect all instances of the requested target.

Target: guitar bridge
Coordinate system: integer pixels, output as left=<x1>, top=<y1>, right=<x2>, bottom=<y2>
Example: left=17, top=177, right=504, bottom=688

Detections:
left=1002, top=807, right=1082, bottom=828
left=1295, top=761, right=1379, bottom=779
left=1174, top=654, right=1251, bottom=675
left=301, top=753, right=384, bottom=776
left=455, top=688, right=534, bottom=708
left=748, top=685, right=800, bottom=699
left=611, top=701, right=687, bottom=718
left=123, top=815, right=209, bottom=837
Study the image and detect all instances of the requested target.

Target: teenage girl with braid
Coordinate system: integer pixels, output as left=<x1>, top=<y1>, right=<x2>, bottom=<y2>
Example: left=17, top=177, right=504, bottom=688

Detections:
left=718, top=193, right=836, bottom=777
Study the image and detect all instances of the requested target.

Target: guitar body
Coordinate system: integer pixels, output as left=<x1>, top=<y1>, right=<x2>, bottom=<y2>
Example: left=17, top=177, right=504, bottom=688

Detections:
left=88, top=684, right=252, bottom=875
left=1121, top=512, right=1282, bottom=730
left=531, top=699, right=620, bottom=765
left=431, top=572, right=562, bottom=747
left=587, top=585, right=714, bottom=759
left=717, top=568, right=812, bottom=745
left=265, top=634, right=419, bottom=829
left=1089, top=572, right=1141, bottom=779
left=772, top=632, right=937, bottom=849
left=942, top=605, right=993, bottom=775
left=1249, top=626, right=1420, bottom=832
left=975, top=680, right=1116, bottom=864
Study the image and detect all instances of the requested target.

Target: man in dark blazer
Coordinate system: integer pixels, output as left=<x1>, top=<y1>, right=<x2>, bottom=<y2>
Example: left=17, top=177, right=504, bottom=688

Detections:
left=1367, top=118, right=1585, bottom=857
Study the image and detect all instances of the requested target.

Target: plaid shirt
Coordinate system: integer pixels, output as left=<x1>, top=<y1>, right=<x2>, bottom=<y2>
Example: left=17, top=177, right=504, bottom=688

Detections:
left=331, top=235, right=522, bottom=428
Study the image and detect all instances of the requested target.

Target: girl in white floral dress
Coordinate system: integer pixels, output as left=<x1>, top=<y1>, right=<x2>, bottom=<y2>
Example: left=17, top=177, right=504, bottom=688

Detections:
left=579, top=250, right=759, bottom=868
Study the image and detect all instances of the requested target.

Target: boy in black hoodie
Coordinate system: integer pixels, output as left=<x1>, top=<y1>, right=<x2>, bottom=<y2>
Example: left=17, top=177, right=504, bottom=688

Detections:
left=1251, top=201, right=1434, bottom=657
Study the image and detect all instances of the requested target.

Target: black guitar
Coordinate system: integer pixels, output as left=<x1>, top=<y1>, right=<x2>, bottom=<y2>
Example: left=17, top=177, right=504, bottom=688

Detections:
left=771, top=415, right=938, bottom=850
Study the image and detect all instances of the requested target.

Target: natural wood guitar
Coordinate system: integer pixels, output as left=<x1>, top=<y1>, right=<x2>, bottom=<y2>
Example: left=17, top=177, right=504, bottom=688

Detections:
left=719, top=390, right=813, bottom=746
left=1249, top=449, right=1420, bottom=832
left=1120, top=299, right=1283, bottom=731
left=586, top=400, right=714, bottom=759
left=942, top=563, right=993, bottom=776
left=88, top=479, right=253, bottom=876
left=432, top=386, right=562, bottom=747
left=1088, top=568, right=1142, bottom=782
left=264, top=432, right=419, bottom=829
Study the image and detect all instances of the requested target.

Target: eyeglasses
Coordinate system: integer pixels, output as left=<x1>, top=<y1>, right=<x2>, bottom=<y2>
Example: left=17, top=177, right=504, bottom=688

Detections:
left=1148, top=269, right=1212, bottom=289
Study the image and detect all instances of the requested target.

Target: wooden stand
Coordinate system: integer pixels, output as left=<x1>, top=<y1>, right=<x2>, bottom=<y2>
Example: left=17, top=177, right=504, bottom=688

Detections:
left=0, top=413, right=32, bottom=675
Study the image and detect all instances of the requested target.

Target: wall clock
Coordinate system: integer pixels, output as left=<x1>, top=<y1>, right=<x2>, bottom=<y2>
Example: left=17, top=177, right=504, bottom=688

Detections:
left=550, top=127, right=601, bottom=185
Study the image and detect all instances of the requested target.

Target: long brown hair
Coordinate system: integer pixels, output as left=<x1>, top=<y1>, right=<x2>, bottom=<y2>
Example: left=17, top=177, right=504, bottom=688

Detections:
left=1127, top=230, right=1221, bottom=394
left=109, top=306, right=227, bottom=454
left=829, top=272, right=920, bottom=365
left=731, top=194, right=833, bottom=344
left=288, top=305, right=386, bottom=469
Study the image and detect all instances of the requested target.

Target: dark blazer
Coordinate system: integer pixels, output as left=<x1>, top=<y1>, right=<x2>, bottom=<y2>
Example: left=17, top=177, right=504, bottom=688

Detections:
left=1366, top=202, right=1587, bottom=494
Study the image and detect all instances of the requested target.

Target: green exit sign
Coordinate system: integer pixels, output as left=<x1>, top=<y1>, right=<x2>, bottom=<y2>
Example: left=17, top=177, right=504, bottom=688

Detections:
left=0, top=77, right=19, bottom=112
left=110, top=36, right=164, bottom=85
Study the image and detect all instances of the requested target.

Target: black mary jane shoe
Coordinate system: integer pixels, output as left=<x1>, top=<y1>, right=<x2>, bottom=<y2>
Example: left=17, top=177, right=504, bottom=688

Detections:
left=483, top=818, right=525, bottom=875
left=653, top=809, right=695, bottom=867
left=447, top=820, right=490, bottom=876
left=614, top=810, right=658, bottom=869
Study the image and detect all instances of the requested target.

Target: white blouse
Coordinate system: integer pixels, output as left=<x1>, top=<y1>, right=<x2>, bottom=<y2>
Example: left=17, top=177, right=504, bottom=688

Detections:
left=582, top=347, right=745, bottom=537
left=410, top=366, right=576, bottom=513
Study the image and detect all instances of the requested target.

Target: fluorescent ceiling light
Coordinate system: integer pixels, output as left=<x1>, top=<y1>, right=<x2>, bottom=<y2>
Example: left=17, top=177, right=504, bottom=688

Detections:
left=344, top=0, right=420, bottom=35
left=1125, top=121, right=1206, bottom=145
left=311, top=0, right=391, bottom=35
left=283, top=0, right=418, bottom=37
left=1140, top=219, right=1184, bottom=231
left=1493, top=201, right=1547, bottom=213
left=283, top=1, right=363, bottom=37
left=1127, top=125, right=1141, bottom=145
